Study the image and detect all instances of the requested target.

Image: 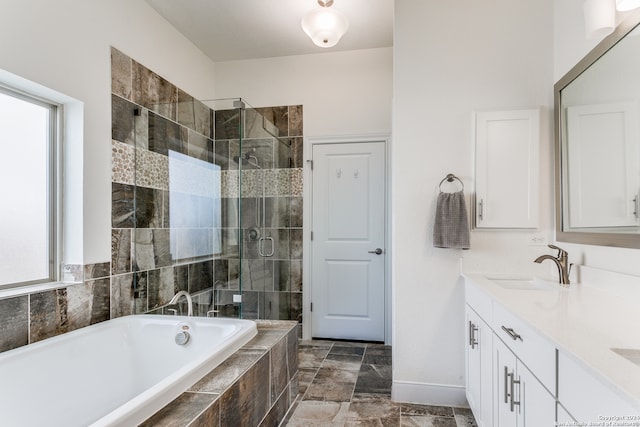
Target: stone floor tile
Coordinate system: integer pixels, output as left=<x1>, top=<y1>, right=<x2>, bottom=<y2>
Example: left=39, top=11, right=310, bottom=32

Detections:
left=323, top=353, right=365, bottom=371
left=354, top=364, right=392, bottom=395
left=287, top=400, right=351, bottom=424
left=363, top=346, right=392, bottom=365
left=297, top=367, right=318, bottom=394
left=400, top=415, right=458, bottom=427
left=400, top=403, right=455, bottom=417
left=452, top=407, right=478, bottom=427
left=331, top=344, right=366, bottom=356
left=347, top=393, right=400, bottom=423
left=298, top=347, right=331, bottom=369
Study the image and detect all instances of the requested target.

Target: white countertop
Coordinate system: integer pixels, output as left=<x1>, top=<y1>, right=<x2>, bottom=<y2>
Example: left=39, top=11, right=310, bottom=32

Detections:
left=464, top=267, right=640, bottom=412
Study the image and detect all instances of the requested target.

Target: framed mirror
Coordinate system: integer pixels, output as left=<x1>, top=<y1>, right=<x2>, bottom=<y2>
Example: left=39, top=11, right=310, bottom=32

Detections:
left=555, top=9, right=640, bottom=248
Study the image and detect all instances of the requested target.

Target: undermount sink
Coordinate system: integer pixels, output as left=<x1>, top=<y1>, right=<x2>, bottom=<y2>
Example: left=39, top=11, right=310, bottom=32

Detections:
left=485, top=276, right=561, bottom=291
left=612, top=348, right=640, bottom=367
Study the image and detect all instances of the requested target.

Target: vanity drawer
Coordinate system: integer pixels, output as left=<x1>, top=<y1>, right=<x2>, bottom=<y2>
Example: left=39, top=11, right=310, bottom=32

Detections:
left=492, top=302, right=556, bottom=394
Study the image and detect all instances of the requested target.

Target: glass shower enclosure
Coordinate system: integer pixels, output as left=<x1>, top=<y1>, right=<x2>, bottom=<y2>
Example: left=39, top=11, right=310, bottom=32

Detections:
left=131, top=97, right=296, bottom=322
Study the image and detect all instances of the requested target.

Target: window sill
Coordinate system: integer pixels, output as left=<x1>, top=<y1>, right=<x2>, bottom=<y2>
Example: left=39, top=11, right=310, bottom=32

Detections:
left=0, top=281, right=82, bottom=300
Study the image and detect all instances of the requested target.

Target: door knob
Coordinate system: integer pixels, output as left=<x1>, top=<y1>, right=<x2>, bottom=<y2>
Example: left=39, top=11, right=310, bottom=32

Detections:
left=368, top=248, right=383, bottom=255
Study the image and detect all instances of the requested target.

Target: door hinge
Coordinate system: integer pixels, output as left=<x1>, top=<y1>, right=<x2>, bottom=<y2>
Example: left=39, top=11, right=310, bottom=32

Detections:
left=311, top=231, right=314, bottom=241
left=307, top=159, right=313, bottom=170
left=310, top=302, right=313, bottom=312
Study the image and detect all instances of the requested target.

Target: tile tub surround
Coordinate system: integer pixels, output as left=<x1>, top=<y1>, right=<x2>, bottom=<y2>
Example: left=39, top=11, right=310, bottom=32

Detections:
left=140, top=320, right=299, bottom=427
left=0, top=262, right=111, bottom=353
left=287, top=341, right=477, bottom=427
left=111, top=46, right=304, bottom=324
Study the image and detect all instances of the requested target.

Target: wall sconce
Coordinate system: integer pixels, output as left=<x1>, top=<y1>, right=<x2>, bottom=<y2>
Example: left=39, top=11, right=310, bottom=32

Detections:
left=616, top=0, right=640, bottom=11
left=584, top=0, right=616, bottom=39
left=301, top=0, right=349, bottom=48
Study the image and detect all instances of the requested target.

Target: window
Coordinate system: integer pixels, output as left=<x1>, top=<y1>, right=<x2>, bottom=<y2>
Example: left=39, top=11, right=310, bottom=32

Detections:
left=0, top=86, right=58, bottom=288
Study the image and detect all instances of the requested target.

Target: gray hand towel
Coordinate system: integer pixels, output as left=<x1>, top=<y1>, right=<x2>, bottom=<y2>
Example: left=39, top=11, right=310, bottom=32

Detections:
left=433, top=191, right=470, bottom=249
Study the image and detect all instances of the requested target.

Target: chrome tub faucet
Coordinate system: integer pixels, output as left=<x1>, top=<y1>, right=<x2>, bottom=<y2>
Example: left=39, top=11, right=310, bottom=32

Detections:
left=168, top=290, right=194, bottom=316
left=534, top=244, right=572, bottom=285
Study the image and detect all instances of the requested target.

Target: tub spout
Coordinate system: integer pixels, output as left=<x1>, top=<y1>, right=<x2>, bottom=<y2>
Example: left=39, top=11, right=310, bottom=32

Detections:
left=169, top=291, right=193, bottom=316
left=534, top=244, right=572, bottom=285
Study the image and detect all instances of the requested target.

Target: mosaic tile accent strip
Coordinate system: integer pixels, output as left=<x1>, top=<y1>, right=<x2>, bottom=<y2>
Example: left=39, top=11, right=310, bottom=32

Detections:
left=135, top=147, right=169, bottom=190
left=112, top=141, right=135, bottom=185
left=230, top=169, right=302, bottom=198
left=291, top=168, right=303, bottom=196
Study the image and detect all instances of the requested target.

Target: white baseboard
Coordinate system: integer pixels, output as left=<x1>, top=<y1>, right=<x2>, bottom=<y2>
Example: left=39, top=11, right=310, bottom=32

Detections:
left=392, top=380, right=469, bottom=407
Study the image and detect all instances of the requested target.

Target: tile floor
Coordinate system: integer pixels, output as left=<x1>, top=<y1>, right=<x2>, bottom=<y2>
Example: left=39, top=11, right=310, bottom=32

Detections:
left=284, top=340, right=478, bottom=426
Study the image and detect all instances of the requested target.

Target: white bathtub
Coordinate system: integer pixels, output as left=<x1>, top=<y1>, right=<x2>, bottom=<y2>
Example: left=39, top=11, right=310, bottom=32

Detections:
left=0, top=315, right=257, bottom=427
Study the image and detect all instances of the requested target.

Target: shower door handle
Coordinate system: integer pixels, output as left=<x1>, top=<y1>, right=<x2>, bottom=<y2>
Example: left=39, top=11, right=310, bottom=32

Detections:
left=368, top=248, right=383, bottom=255
left=258, top=237, right=275, bottom=257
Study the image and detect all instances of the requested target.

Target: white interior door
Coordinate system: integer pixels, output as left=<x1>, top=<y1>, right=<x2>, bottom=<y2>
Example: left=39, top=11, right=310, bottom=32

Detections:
left=311, top=141, right=385, bottom=341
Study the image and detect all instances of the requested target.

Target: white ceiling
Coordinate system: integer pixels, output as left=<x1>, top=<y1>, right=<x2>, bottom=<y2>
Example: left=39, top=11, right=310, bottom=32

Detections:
left=145, top=0, right=394, bottom=62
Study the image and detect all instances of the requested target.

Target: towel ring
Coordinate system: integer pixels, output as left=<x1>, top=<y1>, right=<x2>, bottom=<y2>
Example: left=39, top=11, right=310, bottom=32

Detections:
left=439, top=173, right=464, bottom=192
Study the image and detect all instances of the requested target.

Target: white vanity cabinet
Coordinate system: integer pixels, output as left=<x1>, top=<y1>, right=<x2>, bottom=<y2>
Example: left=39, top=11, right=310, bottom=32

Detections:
left=465, top=306, right=493, bottom=427
left=494, top=336, right=556, bottom=426
left=465, top=277, right=556, bottom=426
left=474, top=109, right=539, bottom=229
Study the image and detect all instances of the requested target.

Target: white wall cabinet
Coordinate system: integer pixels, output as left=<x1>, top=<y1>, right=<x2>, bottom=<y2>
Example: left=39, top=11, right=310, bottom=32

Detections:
left=474, top=109, right=540, bottom=228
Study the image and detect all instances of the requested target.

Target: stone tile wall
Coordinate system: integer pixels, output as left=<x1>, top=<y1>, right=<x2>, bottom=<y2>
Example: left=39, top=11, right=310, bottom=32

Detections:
left=110, top=47, right=304, bottom=322
left=0, top=262, right=111, bottom=353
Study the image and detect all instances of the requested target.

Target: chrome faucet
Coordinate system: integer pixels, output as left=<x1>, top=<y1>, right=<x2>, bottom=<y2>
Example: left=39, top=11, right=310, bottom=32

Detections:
left=534, top=244, right=572, bottom=285
left=168, top=291, right=193, bottom=316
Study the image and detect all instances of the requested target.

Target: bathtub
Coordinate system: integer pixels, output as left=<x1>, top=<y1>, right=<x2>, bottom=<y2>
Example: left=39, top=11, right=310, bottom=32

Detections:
left=0, top=315, right=257, bottom=427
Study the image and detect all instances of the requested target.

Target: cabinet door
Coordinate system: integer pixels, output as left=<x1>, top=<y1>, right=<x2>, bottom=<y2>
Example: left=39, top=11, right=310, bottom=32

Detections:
left=465, top=307, right=493, bottom=427
left=517, top=360, right=556, bottom=426
left=474, top=109, right=539, bottom=228
left=494, top=336, right=518, bottom=427
left=465, top=307, right=481, bottom=416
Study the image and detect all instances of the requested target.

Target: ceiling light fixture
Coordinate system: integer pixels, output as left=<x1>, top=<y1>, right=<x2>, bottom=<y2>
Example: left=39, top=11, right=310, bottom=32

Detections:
left=301, top=0, right=349, bottom=48
left=616, top=0, right=640, bottom=10
left=584, top=0, right=615, bottom=39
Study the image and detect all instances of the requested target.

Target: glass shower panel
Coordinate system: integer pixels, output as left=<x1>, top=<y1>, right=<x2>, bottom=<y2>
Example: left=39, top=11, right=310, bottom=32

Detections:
left=239, top=102, right=293, bottom=321
left=130, top=97, right=294, bottom=322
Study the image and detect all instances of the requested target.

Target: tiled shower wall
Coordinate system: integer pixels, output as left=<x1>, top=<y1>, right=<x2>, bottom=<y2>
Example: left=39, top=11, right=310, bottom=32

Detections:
left=0, top=47, right=304, bottom=355
left=111, top=47, right=304, bottom=322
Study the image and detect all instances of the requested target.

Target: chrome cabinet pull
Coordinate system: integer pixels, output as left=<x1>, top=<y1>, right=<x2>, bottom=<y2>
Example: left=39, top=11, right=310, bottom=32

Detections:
left=511, top=375, right=521, bottom=412
left=478, top=199, right=484, bottom=220
left=468, top=321, right=478, bottom=349
left=368, top=248, right=383, bottom=255
left=504, top=366, right=510, bottom=404
left=634, top=195, right=639, bottom=219
left=501, top=325, right=523, bottom=341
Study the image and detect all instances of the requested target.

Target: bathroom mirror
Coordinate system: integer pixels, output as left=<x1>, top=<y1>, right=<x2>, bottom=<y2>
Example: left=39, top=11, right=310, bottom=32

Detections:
left=555, top=9, right=640, bottom=248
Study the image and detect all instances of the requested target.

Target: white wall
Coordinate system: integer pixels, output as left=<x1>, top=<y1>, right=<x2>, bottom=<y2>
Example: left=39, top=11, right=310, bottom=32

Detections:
left=0, top=0, right=216, bottom=265
left=553, top=0, right=640, bottom=277
left=392, top=0, right=554, bottom=405
left=213, top=48, right=393, bottom=137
